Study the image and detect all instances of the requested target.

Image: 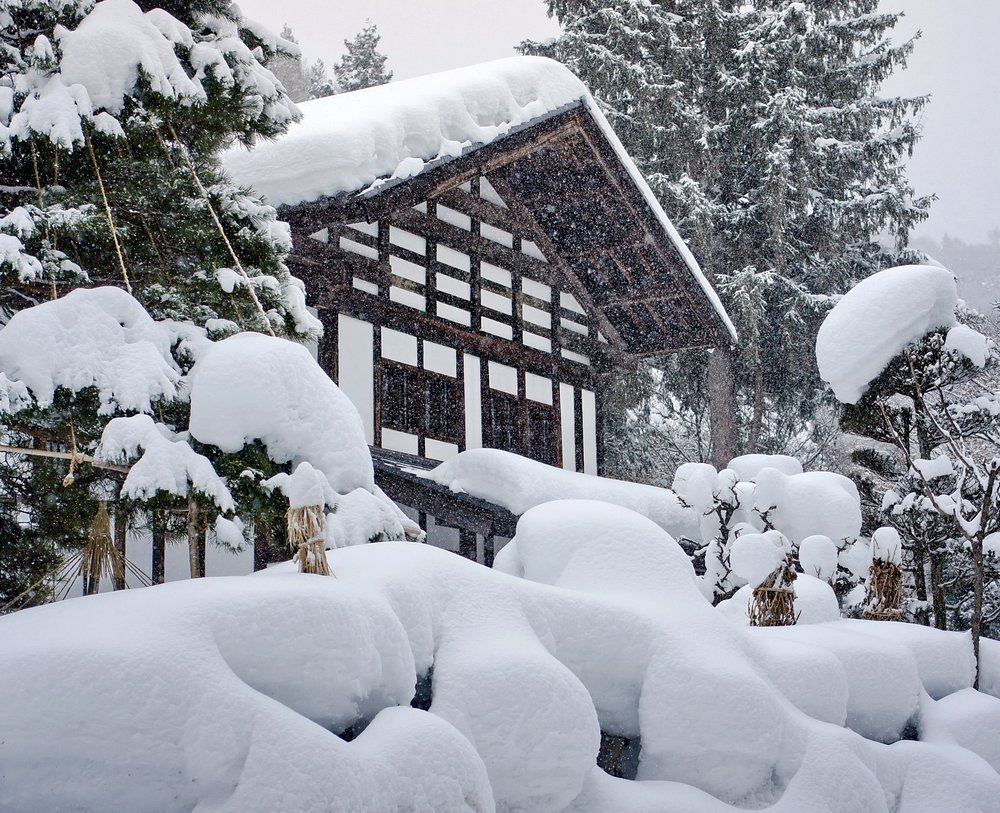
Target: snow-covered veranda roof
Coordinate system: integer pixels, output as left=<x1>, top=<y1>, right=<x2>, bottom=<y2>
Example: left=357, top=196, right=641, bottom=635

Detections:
left=224, top=57, right=737, bottom=352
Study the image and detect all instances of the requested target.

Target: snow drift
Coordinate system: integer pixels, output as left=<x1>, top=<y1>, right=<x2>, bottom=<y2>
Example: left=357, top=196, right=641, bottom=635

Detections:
left=2, top=500, right=999, bottom=812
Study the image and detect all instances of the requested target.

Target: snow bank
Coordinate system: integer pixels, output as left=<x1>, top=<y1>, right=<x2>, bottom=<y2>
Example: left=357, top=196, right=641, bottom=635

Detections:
left=816, top=265, right=958, bottom=404
left=2, top=502, right=999, bottom=812
left=0, top=286, right=179, bottom=414
left=427, top=448, right=697, bottom=539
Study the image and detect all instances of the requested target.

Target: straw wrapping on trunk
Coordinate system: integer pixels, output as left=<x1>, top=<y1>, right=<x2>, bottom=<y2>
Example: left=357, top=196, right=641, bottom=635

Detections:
left=79, top=502, right=126, bottom=595
left=287, top=504, right=332, bottom=576
left=748, top=555, right=798, bottom=627
left=863, top=558, right=903, bottom=621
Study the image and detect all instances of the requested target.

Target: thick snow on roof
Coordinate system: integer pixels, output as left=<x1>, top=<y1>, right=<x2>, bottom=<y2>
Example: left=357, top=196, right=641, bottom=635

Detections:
left=223, top=56, right=586, bottom=208
left=223, top=56, right=737, bottom=343
left=816, top=265, right=958, bottom=404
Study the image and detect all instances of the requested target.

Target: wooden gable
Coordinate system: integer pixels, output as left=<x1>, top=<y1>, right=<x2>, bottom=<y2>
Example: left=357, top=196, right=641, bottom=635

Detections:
left=282, top=101, right=733, bottom=364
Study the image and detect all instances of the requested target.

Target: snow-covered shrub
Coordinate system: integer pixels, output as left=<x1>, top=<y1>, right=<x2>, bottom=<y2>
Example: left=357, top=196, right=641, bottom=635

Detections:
left=818, top=263, right=1000, bottom=681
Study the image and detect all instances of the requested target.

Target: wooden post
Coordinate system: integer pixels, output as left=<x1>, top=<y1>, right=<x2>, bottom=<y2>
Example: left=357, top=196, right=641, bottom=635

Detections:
left=708, top=344, right=738, bottom=469
left=459, top=528, right=476, bottom=561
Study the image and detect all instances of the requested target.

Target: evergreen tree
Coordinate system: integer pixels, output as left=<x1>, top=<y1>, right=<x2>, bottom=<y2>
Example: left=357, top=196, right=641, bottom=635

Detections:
left=524, top=0, right=930, bottom=476
left=307, top=58, right=337, bottom=99
left=333, top=19, right=393, bottom=93
left=268, top=24, right=311, bottom=103
left=0, top=0, right=314, bottom=597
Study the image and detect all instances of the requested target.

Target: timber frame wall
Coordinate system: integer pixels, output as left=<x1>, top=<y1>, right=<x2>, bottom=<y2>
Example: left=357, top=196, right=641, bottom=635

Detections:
left=283, top=102, right=732, bottom=476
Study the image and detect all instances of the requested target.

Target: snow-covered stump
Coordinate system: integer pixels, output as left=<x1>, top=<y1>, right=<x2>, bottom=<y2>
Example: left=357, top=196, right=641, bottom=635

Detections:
left=864, top=528, right=904, bottom=621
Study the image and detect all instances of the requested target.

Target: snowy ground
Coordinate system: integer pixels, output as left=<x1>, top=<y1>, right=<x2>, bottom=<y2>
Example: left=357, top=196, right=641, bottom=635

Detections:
left=2, top=500, right=999, bottom=813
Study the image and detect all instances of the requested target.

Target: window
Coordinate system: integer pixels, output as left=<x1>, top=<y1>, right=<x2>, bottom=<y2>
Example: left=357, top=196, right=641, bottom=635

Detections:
left=380, top=362, right=462, bottom=445
left=484, top=391, right=519, bottom=454
left=527, top=403, right=558, bottom=466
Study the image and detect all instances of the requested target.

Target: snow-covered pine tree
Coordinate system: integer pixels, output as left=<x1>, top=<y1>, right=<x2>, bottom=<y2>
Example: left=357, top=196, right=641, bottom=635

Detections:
left=267, top=24, right=310, bottom=103
left=306, top=58, right=337, bottom=100
left=524, top=0, right=930, bottom=477
left=0, top=0, right=316, bottom=599
left=266, top=24, right=336, bottom=101
left=333, top=19, right=392, bottom=93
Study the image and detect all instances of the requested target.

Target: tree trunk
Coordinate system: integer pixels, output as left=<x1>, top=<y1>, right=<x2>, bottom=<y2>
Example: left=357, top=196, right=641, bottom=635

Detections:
left=929, top=549, right=947, bottom=630
left=747, top=365, right=765, bottom=454
left=151, top=511, right=165, bottom=585
left=187, top=498, right=204, bottom=578
left=253, top=523, right=271, bottom=572
left=708, top=345, right=738, bottom=469
left=972, top=533, right=983, bottom=690
left=911, top=540, right=929, bottom=626
left=113, top=505, right=127, bottom=590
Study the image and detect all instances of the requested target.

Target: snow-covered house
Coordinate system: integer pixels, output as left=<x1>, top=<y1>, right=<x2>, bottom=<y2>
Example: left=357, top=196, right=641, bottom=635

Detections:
left=225, top=56, right=735, bottom=559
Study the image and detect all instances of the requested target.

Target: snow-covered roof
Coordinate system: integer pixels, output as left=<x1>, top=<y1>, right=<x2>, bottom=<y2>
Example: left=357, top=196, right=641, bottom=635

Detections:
left=224, top=56, right=737, bottom=345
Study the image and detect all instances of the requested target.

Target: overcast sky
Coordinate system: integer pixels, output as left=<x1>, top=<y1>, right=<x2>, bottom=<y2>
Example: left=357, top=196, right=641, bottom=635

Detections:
left=236, top=0, right=999, bottom=244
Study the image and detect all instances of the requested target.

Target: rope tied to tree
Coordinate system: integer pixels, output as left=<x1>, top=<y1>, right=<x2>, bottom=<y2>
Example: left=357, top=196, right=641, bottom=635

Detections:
left=84, top=124, right=133, bottom=294
left=78, top=501, right=125, bottom=595
left=165, top=124, right=275, bottom=337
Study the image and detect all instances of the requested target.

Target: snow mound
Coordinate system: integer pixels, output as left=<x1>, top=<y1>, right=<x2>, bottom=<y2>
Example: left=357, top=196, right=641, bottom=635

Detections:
left=0, top=286, right=179, bottom=414
left=817, top=265, right=958, bottom=404
left=727, top=453, right=802, bottom=480
left=729, top=531, right=788, bottom=586
left=754, top=467, right=861, bottom=543
left=223, top=56, right=587, bottom=208
left=798, top=534, right=838, bottom=581
left=57, top=0, right=206, bottom=115
left=945, top=324, right=993, bottom=368
left=495, top=499, right=701, bottom=606
left=97, top=413, right=235, bottom=512
left=718, top=575, right=840, bottom=626
left=428, top=448, right=697, bottom=539
left=189, top=332, right=373, bottom=494
left=2, top=506, right=999, bottom=811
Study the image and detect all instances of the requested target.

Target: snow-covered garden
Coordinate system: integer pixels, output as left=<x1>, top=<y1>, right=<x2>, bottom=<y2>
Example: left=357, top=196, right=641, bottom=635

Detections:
left=2, top=0, right=999, bottom=810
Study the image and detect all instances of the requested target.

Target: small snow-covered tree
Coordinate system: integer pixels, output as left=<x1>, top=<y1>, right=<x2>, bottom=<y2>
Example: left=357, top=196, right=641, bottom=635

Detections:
left=819, top=265, right=1000, bottom=685
left=333, top=19, right=392, bottom=93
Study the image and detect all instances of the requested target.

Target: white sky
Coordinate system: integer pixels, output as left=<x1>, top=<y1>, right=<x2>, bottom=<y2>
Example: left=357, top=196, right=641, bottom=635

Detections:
left=236, top=0, right=998, bottom=243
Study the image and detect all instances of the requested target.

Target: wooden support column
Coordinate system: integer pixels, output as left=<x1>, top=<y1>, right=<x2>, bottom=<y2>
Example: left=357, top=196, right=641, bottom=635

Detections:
left=484, top=533, right=496, bottom=568
left=317, top=307, right=339, bottom=383
left=459, top=528, right=476, bottom=561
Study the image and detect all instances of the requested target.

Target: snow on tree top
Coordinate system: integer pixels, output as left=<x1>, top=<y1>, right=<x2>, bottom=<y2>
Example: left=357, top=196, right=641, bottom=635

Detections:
left=816, top=265, right=959, bottom=405
left=223, top=55, right=737, bottom=343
